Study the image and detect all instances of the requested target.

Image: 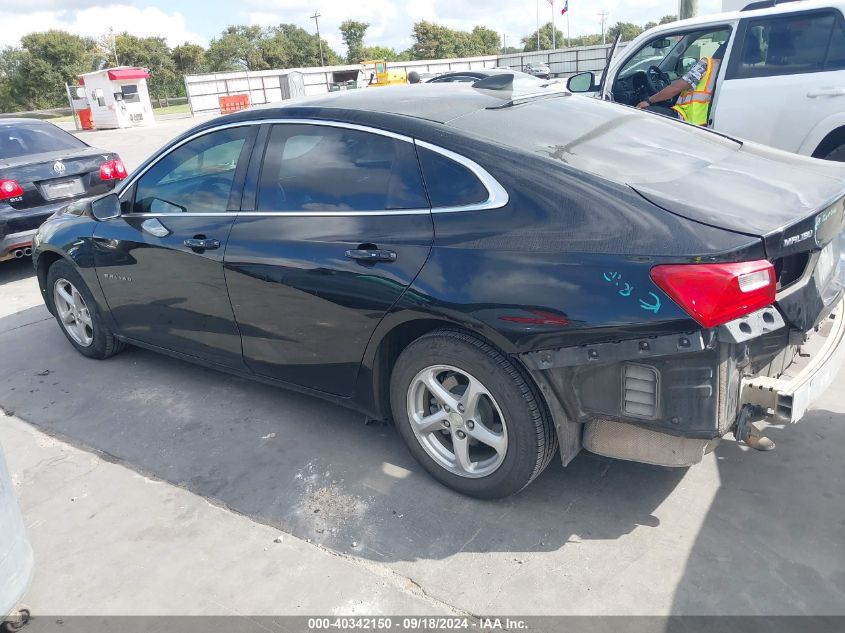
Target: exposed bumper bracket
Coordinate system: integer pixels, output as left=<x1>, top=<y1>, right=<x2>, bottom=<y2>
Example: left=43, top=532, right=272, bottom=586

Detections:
left=742, top=298, right=845, bottom=423
left=520, top=330, right=706, bottom=370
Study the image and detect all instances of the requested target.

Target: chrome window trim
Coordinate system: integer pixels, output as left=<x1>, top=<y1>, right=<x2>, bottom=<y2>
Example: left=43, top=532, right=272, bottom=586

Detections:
left=124, top=210, right=431, bottom=218
left=118, top=118, right=509, bottom=220
left=414, top=140, right=509, bottom=213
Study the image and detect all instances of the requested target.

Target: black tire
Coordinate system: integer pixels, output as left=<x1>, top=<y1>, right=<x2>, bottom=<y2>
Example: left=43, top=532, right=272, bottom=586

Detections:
left=46, top=259, right=126, bottom=359
left=823, top=143, right=845, bottom=162
left=390, top=329, right=558, bottom=499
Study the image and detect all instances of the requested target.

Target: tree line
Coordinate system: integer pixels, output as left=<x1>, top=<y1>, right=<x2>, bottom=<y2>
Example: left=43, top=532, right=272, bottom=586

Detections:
left=0, top=15, right=677, bottom=113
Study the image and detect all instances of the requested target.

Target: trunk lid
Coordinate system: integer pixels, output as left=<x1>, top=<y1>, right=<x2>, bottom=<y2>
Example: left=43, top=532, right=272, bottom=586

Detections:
left=632, top=144, right=845, bottom=332
left=0, top=147, right=116, bottom=211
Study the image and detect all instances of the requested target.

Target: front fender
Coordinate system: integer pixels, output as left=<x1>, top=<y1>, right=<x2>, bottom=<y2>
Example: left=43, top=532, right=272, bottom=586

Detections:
left=33, top=214, right=112, bottom=328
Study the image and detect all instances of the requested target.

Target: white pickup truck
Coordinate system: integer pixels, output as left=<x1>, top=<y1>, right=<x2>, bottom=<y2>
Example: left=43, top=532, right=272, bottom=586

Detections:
left=567, top=0, right=845, bottom=161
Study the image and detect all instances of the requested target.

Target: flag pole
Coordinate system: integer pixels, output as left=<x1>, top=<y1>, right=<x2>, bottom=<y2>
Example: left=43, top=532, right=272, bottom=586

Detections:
left=536, top=0, right=540, bottom=50
left=567, top=3, right=571, bottom=47
left=552, top=0, right=556, bottom=50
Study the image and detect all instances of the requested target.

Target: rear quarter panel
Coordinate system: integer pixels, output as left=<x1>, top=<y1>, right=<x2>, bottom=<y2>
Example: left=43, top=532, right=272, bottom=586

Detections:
left=389, top=141, right=765, bottom=354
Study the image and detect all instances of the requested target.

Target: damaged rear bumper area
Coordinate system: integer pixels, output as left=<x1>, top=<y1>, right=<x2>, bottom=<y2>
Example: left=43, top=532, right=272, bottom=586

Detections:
left=519, top=298, right=845, bottom=468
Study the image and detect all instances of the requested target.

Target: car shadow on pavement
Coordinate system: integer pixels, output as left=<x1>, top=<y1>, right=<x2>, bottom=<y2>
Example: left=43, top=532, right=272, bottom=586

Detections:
left=669, top=404, right=845, bottom=614
left=0, top=306, right=688, bottom=566
left=0, top=257, right=36, bottom=285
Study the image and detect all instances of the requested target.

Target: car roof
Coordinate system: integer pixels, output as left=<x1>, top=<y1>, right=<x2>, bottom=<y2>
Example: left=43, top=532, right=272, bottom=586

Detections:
left=247, top=84, right=547, bottom=124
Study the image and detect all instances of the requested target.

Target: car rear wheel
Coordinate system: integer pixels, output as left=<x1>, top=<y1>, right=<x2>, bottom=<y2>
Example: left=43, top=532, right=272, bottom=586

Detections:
left=390, top=329, right=557, bottom=498
left=823, top=143, right=845, bottom=162
left=47, top=260, right=125, bottom=359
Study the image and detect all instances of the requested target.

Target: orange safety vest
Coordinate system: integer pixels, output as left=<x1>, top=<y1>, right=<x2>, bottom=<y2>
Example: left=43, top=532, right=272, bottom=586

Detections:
left=672, top=57, right=720, bottom=126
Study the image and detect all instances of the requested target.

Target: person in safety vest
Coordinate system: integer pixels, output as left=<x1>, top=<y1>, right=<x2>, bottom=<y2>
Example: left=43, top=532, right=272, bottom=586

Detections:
left=636, top=43, right=726, bottom=125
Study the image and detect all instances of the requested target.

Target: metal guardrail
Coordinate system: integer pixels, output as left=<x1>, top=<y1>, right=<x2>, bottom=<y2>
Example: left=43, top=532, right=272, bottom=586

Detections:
left=497, top=42, right=629, bottom=76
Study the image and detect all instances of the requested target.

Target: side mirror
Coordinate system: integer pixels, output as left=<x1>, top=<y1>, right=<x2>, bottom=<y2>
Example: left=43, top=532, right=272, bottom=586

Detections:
left=678, top=56, right=697, bottom=74
left=91, top=193, right=121, bottom=221
left=567, top=71, right=596, bottom=93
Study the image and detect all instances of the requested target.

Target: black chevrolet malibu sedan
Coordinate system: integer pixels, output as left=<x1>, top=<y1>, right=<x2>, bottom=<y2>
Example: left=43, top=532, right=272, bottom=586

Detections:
left=32, top=83, right=845, bottom=498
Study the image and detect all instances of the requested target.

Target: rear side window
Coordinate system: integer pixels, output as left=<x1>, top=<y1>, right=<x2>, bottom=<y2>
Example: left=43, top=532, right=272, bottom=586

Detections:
left=0, top=122, right=86, bottom=159
left=733, top=11, right=844, bottom=78
left=416, top=146, right=488, bottom=208
left=257, top=124, right=428, bottom=212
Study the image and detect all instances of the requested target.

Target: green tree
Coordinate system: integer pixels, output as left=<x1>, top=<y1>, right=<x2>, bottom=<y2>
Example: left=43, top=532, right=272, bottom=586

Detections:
left=411, top=21, right=500, bottom=59
left=172, top=43, right=207, bottom=76
left=207, top=25, right=267, bottom=71
left=207, top=24, right=340, bottom=72
left=521, top=22, right=565, bottom=52
left=0, top=31, right=99, bottom=111
left=470, top=26, right=501, bottom=55
left=340, top=20, right=369, bottom=64
left=264, top=23, right=340, bottom=68
left=660, top=15, right=679, bottom=25
left=607, top=21, right=644, bottom=42
left=113, top=33, right=180, bottom=99
left=359, top=46, right=410, bottom=62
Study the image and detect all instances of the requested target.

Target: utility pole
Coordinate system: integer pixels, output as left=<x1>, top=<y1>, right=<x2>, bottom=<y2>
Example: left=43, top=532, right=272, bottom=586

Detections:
left=310, top=11, right=324, bottom=66
left=678, top=0, right=699, bottom=20
left=598, top=10, right=609, bottom=45
left=108, top=27, right=120, bottom=66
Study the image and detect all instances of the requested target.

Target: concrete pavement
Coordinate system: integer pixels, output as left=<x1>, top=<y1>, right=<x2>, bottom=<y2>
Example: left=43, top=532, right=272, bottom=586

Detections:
left=0, top=411, right=447, bottom=616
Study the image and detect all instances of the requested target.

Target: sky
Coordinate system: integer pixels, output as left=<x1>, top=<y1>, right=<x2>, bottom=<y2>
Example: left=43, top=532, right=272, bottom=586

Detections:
left=3, top=0, right=726, bottom=54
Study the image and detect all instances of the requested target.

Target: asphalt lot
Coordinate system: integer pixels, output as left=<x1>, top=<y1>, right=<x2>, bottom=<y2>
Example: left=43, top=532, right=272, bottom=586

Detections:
left=1, top=117, right=844, bottom=616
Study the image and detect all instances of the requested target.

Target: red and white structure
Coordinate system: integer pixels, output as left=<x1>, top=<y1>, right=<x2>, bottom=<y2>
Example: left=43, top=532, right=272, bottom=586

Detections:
left=78, top=67, right=154, bottom=130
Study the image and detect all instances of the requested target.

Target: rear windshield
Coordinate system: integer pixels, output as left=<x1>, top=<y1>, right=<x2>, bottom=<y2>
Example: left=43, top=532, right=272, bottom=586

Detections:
left=0, top=122, right=87, bottom=160
left=447, top=94, right=740, bottom=184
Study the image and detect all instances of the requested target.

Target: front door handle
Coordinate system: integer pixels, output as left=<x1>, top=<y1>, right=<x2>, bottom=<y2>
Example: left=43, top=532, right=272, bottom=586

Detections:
left=344, top=248, right=397, bottom=263
left=807, top=88, right=845, bottom=98
left=184, top=237, right=221, bottom=250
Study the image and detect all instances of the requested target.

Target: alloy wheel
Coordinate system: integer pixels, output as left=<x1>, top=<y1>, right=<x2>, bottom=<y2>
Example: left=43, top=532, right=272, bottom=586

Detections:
left=53, top=278, right=94, bottom=347
left=406, top=364, right=508, bottom=478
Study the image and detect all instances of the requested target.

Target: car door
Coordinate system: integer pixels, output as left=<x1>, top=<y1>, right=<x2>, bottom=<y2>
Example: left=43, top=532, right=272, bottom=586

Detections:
left=715, top=9, right=845, bottom=153
left=224, top=121, right=434, bottom=396
left=93, top=125, right=256, bottom=368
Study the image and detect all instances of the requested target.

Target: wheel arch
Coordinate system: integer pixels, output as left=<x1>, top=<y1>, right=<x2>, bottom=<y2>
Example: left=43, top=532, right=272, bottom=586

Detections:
left=357, top=313, right=526, bottom=422
left=35, top=249, right=71, bottom=314
left=811, top=125, right=845, bottom=160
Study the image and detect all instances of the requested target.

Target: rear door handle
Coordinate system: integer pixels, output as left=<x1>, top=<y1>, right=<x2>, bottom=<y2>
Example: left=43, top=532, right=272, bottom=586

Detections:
left=344, top=248, right=397, bottom=263
left=807, top=88, right=845, bottom=98
left=184, top=237, right=221, bottom=250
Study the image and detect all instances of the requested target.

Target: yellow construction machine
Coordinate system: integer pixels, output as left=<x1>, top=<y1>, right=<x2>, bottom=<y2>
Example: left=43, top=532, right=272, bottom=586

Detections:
left=361, top=60, right=408, bottom=87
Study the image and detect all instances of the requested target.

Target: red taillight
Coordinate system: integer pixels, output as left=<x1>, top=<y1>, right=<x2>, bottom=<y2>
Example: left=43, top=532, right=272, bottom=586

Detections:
left=99, top=158, right=127, bottom=181
left=0, top=179, right=23, bottom=200
left=650, top=260, right=776, bottom=328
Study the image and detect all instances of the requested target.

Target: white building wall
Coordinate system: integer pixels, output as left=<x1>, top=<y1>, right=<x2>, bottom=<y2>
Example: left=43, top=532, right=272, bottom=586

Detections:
left=83, top=73, right=120, bottom=130
left=80, top=71, right=155, bottom=129
left=184, top=55, right=500, bottom=114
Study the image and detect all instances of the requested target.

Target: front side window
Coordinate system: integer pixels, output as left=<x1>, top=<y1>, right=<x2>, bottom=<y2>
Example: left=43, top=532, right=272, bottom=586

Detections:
left=133, top=126, right=249, bottom=214
left=619, top=30, right=729, bottom=81
left=734, top=12, right=841, bottom=78
left=256, top=124, right=429, bottom=212
left=619, top=35, right=684, bottom=78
